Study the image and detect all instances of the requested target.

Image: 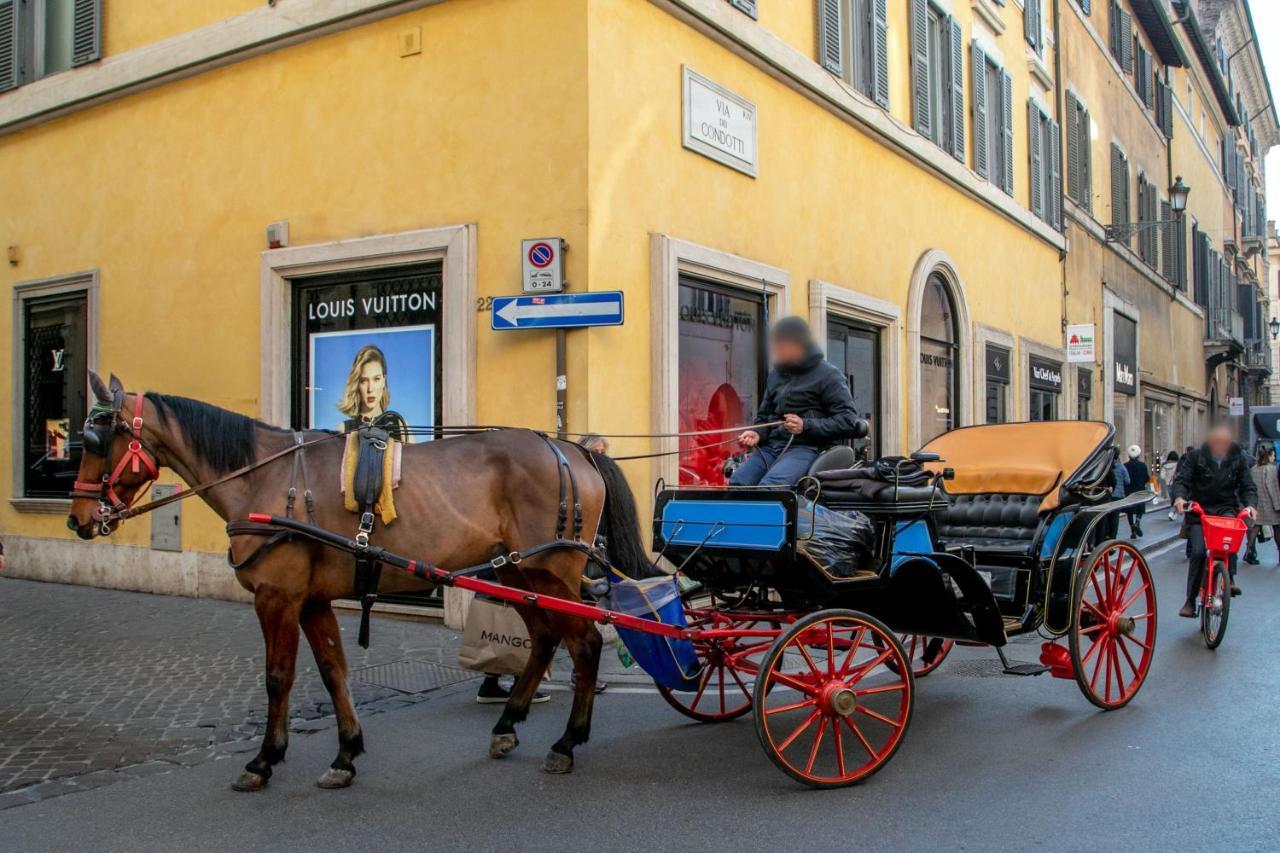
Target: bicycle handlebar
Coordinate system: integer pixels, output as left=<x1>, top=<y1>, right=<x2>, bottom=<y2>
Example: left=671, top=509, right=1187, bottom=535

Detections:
left=1186, top=501, right=1252, bottom=522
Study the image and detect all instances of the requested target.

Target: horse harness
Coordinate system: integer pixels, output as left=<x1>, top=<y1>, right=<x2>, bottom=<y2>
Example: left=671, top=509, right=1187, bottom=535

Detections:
left=72, top=394, right=162, bottom=534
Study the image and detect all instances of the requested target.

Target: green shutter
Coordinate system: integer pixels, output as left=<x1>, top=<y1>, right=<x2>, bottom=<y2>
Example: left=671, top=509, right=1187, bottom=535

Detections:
left=1066, top=93, right=1081, bottom=204
left=1001, top=70, right=1013, bottom=195
left=0, top=0, right=18, bottom=93
left=1161, top=200, right=1174, bottom=280
left=872, top=0, right=889, bottom=108
left=1080, top=106, right=1092, bottom=213
left=972, top=41, right=988, bottom=178
left=910, top=0, right=931, bottom=137
left=1029, top=100, right=1044, bottom=218
left=729, top=0, right=758, bottom=19
left=949, top=16, right=964, bottom=161
left=72, top=0, right=103, bottom=67
left=1025, top=0, right=1042, bottom=54
left=1111, top=144, right=1127, bottom=230
left=817, top=0, right=843, bottom=76
left=1048, top=117, right=1062, bottom=228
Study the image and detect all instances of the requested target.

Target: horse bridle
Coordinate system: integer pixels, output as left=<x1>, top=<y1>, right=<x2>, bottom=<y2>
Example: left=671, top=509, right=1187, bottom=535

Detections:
left=71, top=394, right=160, bottom=535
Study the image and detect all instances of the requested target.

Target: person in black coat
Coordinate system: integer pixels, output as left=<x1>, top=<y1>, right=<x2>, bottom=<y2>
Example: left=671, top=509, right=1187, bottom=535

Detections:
left=1122, top=445, right=1150, bottom=538
left=731, top=317, right=860, bottom=486
left=1171, top=424, right=1258, bottom=616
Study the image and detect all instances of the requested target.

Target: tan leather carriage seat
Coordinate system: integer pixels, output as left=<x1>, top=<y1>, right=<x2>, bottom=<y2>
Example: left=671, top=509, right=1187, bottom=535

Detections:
left=921, top=421, right=1112, bottom=513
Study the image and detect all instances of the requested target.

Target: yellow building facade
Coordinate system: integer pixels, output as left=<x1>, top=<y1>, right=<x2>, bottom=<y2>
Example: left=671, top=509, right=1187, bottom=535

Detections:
left=0, top=0, right=1271, bottom=601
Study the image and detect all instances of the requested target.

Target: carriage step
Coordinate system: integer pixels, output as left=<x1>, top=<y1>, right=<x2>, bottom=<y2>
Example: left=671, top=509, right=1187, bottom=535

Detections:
left=1001, top=662, right=1051, bottom=677
left=996, top=647, right=1049, bottom=677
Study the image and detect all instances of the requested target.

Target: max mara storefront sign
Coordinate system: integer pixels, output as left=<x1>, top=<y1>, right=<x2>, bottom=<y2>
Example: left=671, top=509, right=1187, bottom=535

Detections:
left=682, top=66, right=758, bottom=177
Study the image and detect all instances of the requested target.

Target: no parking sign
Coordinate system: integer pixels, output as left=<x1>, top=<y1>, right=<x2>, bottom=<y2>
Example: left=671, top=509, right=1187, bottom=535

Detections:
left=521, top=238, right=566, bottom=293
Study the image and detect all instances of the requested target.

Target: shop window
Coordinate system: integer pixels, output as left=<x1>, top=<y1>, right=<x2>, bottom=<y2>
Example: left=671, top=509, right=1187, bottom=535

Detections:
left=677, top=278, right=765, bottom=485
left=290, top=264, right=443, bottom=433
left=827, top=318, right=881, bottom=460
left=1028, top=356, right=1062, bottom=422
left=920, top=274, right=959, bottom=443
left=1077, top=369, right=1093, bottom=420
left=18, top=288, right=89, bottom=499
left=985, top=343, right=1010, bottom=424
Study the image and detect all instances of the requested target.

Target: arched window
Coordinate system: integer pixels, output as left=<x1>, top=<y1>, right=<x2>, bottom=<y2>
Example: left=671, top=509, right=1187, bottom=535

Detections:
left=919, top=273, right=959, bottom=442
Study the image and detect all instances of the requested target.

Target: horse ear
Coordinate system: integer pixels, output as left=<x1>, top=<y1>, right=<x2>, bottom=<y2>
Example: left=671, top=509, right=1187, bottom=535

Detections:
left=88, top=372, right=111, bottom=404
left=108, top=373, right=126, bottom=409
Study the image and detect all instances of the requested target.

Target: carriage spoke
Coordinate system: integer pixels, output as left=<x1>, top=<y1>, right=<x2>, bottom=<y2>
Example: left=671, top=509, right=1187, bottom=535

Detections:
left=1081, top=631, right=1105, bottom=666
left=854, top=682, right=907, bottom=697
left=854, top=704, right=901, bottom=728
left=719, top=664, right=726, bottom=715
left=1116, top=633, right=1140, bottom=679
left=804, top=715, right=827, bottom=775
left=1120, top=632, right=1152, bottom=653
left=837, top=627, right=867, bottom=674
left=765, top=697, right=817, bottom=716
left=843, top=647, right=894, bottom=683
left=832, top=718, right=847, bottom=777
left=795, top=641, right=824, bottom=680
left=727, top=662, right=753, bottom=701
left=826, top=624, right=836, bottom=677
left=1081, top=598, right=1107, bottom=622
left=690, top=667, right=712, bottom=712
left=1079, top=623, right=1106, bottom=636
left=777, top=709, right=822, bottom=753
left=1103, top=642, right=1115, bottom=702
left=843, top=717, right=877, bottom=759
left=768, top=670, right=819, bottom=695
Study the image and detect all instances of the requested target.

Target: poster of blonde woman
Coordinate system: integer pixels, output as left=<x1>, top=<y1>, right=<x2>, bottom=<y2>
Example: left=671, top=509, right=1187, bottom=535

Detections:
left=307, top=327, right=434, bottom=436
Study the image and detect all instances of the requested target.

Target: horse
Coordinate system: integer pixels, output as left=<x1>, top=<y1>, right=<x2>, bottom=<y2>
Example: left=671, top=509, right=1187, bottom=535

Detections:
left=66, top=373, right=657, bottom=791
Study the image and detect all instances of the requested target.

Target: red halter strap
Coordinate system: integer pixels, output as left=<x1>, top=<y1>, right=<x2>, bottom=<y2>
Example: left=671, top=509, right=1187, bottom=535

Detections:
left=72, top=394, right=160, bottom=514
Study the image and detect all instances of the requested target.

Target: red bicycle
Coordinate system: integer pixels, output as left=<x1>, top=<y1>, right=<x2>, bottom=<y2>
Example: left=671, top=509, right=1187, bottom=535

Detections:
left=1187, top=503, right=1250, bottom=649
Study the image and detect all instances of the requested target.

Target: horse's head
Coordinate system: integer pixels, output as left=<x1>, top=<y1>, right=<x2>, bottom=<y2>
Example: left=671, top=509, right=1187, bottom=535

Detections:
left=67, top=372, right=161, bottom=540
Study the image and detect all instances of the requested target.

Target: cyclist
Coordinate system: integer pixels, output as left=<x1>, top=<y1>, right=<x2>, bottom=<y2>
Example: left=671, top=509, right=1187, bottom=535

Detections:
left=1172, top=424, right=1257, bottom=617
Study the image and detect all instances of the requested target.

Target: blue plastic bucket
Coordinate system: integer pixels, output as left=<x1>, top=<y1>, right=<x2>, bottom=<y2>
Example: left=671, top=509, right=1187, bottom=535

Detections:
left=603, top=572, right=701, bottom=691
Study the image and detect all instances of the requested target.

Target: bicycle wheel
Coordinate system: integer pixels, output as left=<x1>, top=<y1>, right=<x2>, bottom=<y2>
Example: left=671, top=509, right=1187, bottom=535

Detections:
left=1200, top=557, right=1230, bottom=650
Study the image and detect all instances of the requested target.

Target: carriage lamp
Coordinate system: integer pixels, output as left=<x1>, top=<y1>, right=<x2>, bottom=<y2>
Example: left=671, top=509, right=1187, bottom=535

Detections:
left=1270, top=316, right=1279, bottom=340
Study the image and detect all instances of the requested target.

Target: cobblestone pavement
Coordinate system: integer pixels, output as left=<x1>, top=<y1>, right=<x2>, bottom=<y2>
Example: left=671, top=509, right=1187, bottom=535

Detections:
left=0, top=578, right=483, bottom=808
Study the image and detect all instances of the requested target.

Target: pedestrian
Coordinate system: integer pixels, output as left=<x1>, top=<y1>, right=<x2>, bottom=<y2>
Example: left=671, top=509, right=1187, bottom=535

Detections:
left=1123, top=445, right=1150, bottom=538
left=1245, top=443, right=1280, bottom=565
left=1101, top=446, right=1129, bottom=541
left=578, top=433, right=609, bottom=455
left=1163, top=450, right=1181, bottom=521
left=730, top=316, right=860, bottom=487
left=1171, top=424, right=1258, bottom=615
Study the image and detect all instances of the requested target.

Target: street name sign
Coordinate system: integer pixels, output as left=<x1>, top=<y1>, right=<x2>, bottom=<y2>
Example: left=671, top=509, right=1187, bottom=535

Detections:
left=682, top=66, right=758, bottom=177
left=491, top=292, right=625, bottom=331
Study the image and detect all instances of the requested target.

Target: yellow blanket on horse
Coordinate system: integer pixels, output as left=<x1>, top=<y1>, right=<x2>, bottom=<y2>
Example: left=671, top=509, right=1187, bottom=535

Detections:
left=340, top=433, right=400, bottom=525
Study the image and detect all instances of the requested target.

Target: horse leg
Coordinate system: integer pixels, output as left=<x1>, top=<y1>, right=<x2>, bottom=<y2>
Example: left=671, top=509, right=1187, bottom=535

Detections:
left=233, top=588, right=303, bottom=792
left=300, top=600, right=363, bottom=789
left=489, top=605, right=559, bottom=759
left=543, top=617, right=603, bottom=775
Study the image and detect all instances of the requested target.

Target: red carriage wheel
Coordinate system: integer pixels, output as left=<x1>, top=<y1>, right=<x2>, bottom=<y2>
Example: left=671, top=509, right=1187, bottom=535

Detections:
left=657, top=609, right=779, bottom=723
left=873, top=633, right=954, bottom=678
left=1068, top=540, right=1157, bottom=710
left=753, top=610, right=913, bottom=788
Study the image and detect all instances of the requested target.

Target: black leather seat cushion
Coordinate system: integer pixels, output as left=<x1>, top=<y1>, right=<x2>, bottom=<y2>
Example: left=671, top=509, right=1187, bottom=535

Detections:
left=936, top=493, right=1041, bottom=551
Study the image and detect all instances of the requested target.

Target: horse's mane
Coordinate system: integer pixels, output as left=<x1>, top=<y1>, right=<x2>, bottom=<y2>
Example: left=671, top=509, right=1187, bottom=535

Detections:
left=145, top=392, right=289, bottom=474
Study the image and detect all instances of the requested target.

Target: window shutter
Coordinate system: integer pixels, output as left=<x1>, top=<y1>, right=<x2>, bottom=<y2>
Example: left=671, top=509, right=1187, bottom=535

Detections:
left=1161, top=200, right=1174, bottom=280
left=1111, top=144, right=1126, bottom=227
left=1028, top=101, right=1044, bottom=218
left=911, top=0, right=931, bottom=138
left=72, top=0, right=103, bottom=67
left=1079, top=107, right=1092, bottom=213
left=1048, top=117, right=1062, bottom=228
left=1193, top=229, right=1207, bottom=305
left=949, top=17, right=964, bottom=161
left=1001, top=70, right=1014, bottom=195
left=1176, top=216, right=1188, bottom=290
left=817, top=0, right=844, bottom=76
left=0, top=0, right=17, bottom=93
left=1066, top=93, right=1081, bottom=203
left=1121, top=11, right=1133, bottom=73
left=1080, top=0, right=1091, bottom=14
left=1025, top=0, right=1040, bottom=53
left=872, top=0, right=889, bottom=108
left=729, top=0, right=758, bottom=19
left=1109, top=2, right=1121, bottom=64
left=972, top=42, right=988, bottom=178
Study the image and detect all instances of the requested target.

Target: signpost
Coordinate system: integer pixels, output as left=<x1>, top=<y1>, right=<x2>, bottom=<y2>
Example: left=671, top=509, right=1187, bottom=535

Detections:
left=1066, top=324, right=1095, bottom=363
left=1229, top=397, right=1245, bottom=417
left=494, top=248, right=625, bottom=437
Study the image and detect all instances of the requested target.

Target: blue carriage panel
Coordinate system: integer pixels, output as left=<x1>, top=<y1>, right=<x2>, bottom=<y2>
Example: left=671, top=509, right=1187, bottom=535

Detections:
left=1038, top=511, right=1075, bottom=558
left=889, top=518, right=937, bottom=571
left=659, top=500, right=790, bottom=551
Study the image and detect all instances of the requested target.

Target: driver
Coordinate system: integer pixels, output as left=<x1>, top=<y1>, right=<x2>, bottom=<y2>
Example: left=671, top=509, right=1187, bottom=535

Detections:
left=730, top=317, right=859, bottom=487
left=1171, top=424, right=1257, bottom=617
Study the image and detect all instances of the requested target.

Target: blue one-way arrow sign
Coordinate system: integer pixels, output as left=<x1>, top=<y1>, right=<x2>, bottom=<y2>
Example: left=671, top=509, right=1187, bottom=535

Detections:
left=491, top=291, right=624, bottom=330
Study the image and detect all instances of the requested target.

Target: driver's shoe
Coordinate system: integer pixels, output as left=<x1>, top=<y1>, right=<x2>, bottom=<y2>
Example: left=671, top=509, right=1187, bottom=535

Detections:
left=1178, top=600, right=1196, bottom=618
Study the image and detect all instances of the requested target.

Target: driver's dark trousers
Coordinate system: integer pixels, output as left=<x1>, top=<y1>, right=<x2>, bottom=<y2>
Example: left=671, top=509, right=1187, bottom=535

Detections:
left=1185, top=523, right=1237, bottom=601
left=729, top=445, right=819, bottom=487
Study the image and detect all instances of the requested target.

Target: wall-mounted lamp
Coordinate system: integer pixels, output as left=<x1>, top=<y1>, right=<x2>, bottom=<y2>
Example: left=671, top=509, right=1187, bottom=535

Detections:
left=1105, top=177, right=1191, bottom=243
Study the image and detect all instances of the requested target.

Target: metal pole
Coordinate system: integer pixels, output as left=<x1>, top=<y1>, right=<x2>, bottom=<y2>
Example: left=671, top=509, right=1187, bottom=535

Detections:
left=556, top=328, right=567, bottom=439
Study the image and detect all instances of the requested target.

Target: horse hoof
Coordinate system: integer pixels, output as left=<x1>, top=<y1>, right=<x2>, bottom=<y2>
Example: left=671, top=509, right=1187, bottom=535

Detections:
left=542, top=751, right=574, bottom=775
left=316, top=768, right=354, bottom=789
left=489, top=733, right=519, bottom=759
left=231, top=771, right=269, bottom=792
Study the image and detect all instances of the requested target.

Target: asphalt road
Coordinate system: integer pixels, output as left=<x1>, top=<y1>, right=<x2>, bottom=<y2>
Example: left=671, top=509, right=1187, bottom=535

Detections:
left=4, top=540, right=1278, bottom=852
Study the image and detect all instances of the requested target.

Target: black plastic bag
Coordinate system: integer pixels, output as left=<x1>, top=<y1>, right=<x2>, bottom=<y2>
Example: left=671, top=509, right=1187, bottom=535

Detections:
left=797, top=499, right=877, bottom=578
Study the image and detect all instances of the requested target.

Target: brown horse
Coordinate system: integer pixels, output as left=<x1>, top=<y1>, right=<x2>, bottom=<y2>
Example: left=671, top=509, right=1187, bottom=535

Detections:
left=67, top=373, right=657, bottom=791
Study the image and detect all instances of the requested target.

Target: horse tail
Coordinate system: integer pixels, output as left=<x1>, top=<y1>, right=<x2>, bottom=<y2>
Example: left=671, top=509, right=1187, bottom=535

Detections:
left=591, top=452, right=662, bottom=579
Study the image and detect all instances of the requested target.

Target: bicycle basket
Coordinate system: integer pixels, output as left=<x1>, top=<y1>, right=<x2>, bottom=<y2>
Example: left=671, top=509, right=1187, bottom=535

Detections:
left=1200, top=514, right=1247, bottom=554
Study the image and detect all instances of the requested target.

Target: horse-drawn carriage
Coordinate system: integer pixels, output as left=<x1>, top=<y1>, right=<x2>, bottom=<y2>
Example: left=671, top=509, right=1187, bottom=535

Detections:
left=646, top=420, right=1156, bottom=787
